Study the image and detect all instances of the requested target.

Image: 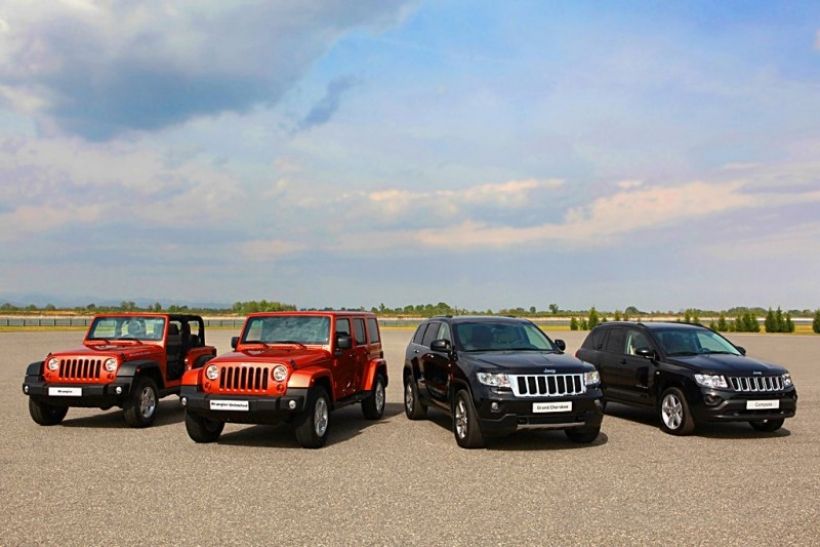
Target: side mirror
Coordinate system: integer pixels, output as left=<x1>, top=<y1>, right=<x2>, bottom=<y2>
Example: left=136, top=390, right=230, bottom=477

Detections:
left=554, top=339, right=566, bottom=351
left=735, top=346, right=746, bottom=355
left=430, top=339, right=451, bottom=353
left=635, top=347, right=656, bottom=359
left=231, top=336, right=239, bottom=350
left=336, top=334, right=352, bottom=351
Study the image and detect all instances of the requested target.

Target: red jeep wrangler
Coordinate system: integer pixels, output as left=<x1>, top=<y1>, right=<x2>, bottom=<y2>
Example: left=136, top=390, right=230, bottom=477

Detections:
left=22, top=314, right=216, bottom=427
left=181, top=311, right=388, bottom=448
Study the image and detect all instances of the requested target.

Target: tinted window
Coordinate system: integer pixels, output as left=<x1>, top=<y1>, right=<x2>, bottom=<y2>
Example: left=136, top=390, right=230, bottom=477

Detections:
left=422, top=322, right=441, bottom=347
left=336, top=318, right=351, bottom=336
left=353, top=318, right=366, bottom=345
left=625, top=329, right=652, bottom=355
left=367, top=318, right=380, bottom=343
left=655, top=328, right=741, bottom=356
left=437, top=323, right=452, bottom=342
left=582, top=327, right=606, bottom=350
left=453, top=321, right=555, bottom=351
left=604, top=328, right=626, bottom=353
left=412, top=324, right=426, bottom=344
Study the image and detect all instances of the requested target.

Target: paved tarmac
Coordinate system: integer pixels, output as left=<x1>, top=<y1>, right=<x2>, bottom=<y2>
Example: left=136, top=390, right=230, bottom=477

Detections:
left=1, top=329, right=818, bottom=545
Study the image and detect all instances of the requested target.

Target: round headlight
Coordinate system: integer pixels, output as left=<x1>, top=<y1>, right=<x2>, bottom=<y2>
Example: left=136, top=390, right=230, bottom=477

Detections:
left=206, top=365, right=219, bottom=381
left=47, top=357, right=60, bottom=371
left=104, top=358, right=118, bottom=372
left=272, top=365, right=288, bottom=382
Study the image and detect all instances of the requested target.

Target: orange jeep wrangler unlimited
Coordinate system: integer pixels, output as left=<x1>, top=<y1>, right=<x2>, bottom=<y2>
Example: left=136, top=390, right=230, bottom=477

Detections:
left=22, top=314, right=216, bottom=427
left=181, top=311, right=388, bottom=448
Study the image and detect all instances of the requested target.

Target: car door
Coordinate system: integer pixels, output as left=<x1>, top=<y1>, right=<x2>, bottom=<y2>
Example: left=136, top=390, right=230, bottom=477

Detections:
left=620, top=328, right=654, bottom=405
left=422, top=322, right=452, bottom=404
left=419, top=321, right=443, bottom=401
left=333, top=317, right=357, bottom=399
left=599, top=327, right=629, bottom=400
left=351, top=317, right=369, bottom=392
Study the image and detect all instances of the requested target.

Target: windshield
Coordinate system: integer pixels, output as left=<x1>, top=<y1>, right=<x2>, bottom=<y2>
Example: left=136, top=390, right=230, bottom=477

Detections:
left=655, top=328, right=741, bottom=356
left=454, top=321, right=556, bottom=352
left=87, top=316, right=166, bottom=341
left=242, top=316, right=330, bottom=345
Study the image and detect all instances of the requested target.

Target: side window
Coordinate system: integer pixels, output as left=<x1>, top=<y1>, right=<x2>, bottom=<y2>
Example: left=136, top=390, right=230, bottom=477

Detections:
left=353, top=318, right=366, bottom=345
left=624, top=329, right=651, bottom=355
left=336, top=318, right=351, bottom=337
left=367, top=318, right=380, bottom=344
left=604, top=328, right=626, bottom=354
left=583, top=328, right=606, bottom=350
left=413, top=323, right=428, bottom=344
left=437, top=323, right=452, bottom=342
left=421, top=321, right=441, bottom=347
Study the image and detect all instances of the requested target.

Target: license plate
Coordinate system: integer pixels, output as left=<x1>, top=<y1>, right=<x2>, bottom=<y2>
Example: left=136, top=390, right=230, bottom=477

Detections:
left=746, top=400, right=779, bottom=410
left=209, top=400, right=249, bottom=411
left=48, top=387, right=81, bottom=397
left=533, top=401, right=572, bottom=413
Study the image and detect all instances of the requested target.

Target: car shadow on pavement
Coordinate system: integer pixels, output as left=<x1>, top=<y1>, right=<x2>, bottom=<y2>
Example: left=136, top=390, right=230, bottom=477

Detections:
left=61, top=399, right=184, bottom=429
left=424, top=408, right=609, bottom=450
left=216, top=402, right=405, bottom=448
left=604, top=402, right=791, bottom=439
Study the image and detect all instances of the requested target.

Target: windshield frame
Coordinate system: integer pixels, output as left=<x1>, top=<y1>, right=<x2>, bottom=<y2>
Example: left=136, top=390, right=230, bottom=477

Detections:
left=653, top=327, right=742, bottom=357
left=240, top=315, right=331, bottom=346
left=86, top=316, right=167, bottom=342
left=452, top=320, right=558, bottom=352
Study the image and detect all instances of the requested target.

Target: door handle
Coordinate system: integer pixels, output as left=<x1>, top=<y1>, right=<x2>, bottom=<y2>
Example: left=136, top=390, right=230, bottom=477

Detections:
left=414, top=349, right=419, bottom=354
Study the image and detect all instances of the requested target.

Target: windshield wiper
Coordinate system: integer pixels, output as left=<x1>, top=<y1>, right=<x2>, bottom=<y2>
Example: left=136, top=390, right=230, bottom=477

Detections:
left=700, top=350, right=737, bottom=355
left=117, top=337, right=143, bottom=344
left=270, top=340, right=307, bottom=349
left=667, top=351, right=698, bottom=356
left=243, top=340, right=271, bottom=348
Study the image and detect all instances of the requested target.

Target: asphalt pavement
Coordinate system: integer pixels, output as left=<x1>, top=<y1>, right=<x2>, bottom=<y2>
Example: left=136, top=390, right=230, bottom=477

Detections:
left=1, top=329, right=818, bottom=545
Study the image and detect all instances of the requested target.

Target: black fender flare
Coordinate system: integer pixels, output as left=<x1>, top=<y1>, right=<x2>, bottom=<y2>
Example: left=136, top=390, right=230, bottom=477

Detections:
left=193, top=354, right=214, bottom=368
left=116, top=359, right=162, bottom=383
left=26, top=361, right=44, bottom=378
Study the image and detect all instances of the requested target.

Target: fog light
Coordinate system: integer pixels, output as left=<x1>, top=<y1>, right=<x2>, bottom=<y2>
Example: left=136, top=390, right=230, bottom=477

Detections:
left=23, top=385, right=29, bottom=394
left=490, top=401, right=500, bottom=413
left=288, top=400, right=297, bottom=410
left=115, top=386, right=123, bottom=395
left=704, top=394, right=722, bottom=406
left=181, top=397, right=187, bottom=407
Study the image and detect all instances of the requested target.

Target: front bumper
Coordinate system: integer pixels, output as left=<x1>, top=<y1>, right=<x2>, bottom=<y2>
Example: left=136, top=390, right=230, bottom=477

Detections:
left=180, top=386, right=309, bottom=425
left=22, top=376, right=132, bottom=408
left=690, top=387, right=797, bottom=423
left=475, top=385, right=604, bottom=436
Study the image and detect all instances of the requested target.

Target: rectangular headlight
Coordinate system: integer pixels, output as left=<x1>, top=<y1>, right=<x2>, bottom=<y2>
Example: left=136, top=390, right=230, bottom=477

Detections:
left=584, top=370, right=600, bottom=386
left=782, top=373, right=792, bottom=388
left=694, top=374, right=728, bottom=389
left=476, top=372, right=511, bottom=388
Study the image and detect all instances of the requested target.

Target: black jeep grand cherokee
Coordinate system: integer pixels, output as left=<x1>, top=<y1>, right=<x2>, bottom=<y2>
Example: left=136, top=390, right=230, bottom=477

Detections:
left=403, top=316, right=603, bottom=448
left=576, top=322, right=797, bottom=435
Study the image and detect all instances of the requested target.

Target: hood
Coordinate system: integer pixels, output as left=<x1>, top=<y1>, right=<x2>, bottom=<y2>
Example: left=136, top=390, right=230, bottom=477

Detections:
left=213, top=347, right=331, bottom=368
left=666, top=354, right=787, bottom=375
left=463, top=351, right=593, bottom=373
left=51, top=344, right=163, bottom=361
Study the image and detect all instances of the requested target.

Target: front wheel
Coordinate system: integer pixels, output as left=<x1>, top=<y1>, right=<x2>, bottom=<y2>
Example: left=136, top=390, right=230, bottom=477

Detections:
left=294, top=386, right=330, bottom=448
left=185, top=411, right=224, bottom=442
left=123, top=377, right=159, bottom=428
left=658, top=387, right=695, bottom=435
left=453, top=389, right=484, bottom=448
left=750, top=418, right=785, bottom=432
left=29, top=398, right=68, bottom=426
left=565, top=425, right=600, bottom=443
left=362, top=373, right=386, bottom=420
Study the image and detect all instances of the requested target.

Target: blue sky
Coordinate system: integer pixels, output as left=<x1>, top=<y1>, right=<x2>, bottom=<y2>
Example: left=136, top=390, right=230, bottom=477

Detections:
left=1, top=1, right=819, bottom=311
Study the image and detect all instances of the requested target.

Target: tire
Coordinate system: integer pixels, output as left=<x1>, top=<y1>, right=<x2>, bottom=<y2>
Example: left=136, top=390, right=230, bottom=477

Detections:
left=123, top=377, right=159, bottom=428
left=658, top=387, right=696, bottom=435
left=362, top=373, right=386, bottom=420
left=294, top=386, right=330, bottom=448
left=403, top=373, right=427, bottom=420
left=565, top=425, right=600, bottom=443
left=453, top=389, right=484, bottom=448
left=185, top=411, right=224, bottom=443
left=29, top=398, right=68, bottom=426
left=749, top=418, right=785, bottom=432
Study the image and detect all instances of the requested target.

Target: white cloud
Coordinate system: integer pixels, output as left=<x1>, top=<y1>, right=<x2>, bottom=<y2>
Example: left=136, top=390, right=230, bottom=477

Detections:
left=240, top=239, right=306, bottom=260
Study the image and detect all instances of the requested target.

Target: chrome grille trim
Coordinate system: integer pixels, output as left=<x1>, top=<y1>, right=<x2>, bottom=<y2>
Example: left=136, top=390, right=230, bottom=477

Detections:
left=217, top=365, right=269, bottom=392
left=728, top=375, right=783, bottom=392
left=510, top=374, right=585, bottom=397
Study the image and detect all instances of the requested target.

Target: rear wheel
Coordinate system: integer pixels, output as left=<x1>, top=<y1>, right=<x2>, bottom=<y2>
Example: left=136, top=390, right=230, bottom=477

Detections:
left=453, top=389, right=484, bottom=449
left=749, top=418, right=784, bottom=432
left=294, top=386, right=330, bottom=448
left=185, top=411, right=224, bottom=442
left=123, top=377, right=159, bottom=428
left=404, top=373, right=427, bottom=420
left=565, top=425, right=600, bottom=443
left=658, top=387, right=695, bottom=435
left=29, top=399, right=68, bottom=426
left=362, top=373, right=386, bottom=420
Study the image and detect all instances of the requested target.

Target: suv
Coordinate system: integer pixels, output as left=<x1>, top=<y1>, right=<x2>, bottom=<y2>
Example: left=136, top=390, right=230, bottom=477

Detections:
left=180, top=311, right=388, bottom=448
left=576, top=322, right=798, bottom=435
left=403, top=316, right=603, bottom=448
left=22, top=313, right=216, bottom=427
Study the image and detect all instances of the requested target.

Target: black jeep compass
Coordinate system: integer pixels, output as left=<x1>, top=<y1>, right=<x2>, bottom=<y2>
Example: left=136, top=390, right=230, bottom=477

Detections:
left=576, top=322, right=797, bottom=435
left=403, top=316, right=604, bottom=448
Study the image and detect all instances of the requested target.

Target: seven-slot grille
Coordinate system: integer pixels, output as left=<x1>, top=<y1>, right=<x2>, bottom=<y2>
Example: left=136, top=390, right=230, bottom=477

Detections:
left=218, top=365, right=269, bottom=392
left=728, top=376, right=784, bottom=392
left=59, top=358, right=102, bottom=380
left=510, top=374, right=585, bottom=397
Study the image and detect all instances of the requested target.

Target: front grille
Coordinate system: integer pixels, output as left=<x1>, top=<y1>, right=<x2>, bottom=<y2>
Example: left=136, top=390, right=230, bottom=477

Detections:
left=510, top=374, right=585, bottom=397
left=59, top=358, right=102, bottom=380
left=218, top=365, right=269, bottom=392
left=729, top=376, right=783, bottom=392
